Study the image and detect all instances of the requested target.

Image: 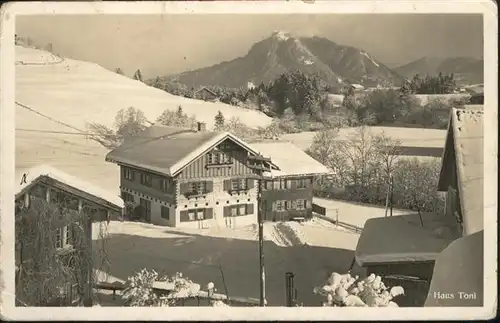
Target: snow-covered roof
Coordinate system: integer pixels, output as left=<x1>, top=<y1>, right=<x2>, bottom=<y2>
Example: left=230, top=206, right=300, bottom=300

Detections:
left=355, top=213, right=462, bottom=266
left=424, top=230, right=483, bottom=307
left=106, top=126, right=266, bottom=176
left=438, top=108, right=484, bottom=235
left=15, top=164, right=124, bottom=209
left=247, top=141, right=331, bottom=178
left=349, top=84, right=365, bottom=89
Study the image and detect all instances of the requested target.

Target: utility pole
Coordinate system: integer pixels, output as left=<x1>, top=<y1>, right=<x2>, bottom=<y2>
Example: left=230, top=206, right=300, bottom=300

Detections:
left=248, top=154, right=271, bottom=307
left=389, top=174, right=394, bottom=217
left=384, top=174, right=390, bottom=217
left=257, top=180, right=266, bottom=306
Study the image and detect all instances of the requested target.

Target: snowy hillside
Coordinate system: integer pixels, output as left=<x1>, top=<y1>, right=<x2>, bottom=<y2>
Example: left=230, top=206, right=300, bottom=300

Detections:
left=15, top=46, right=272, bottom=131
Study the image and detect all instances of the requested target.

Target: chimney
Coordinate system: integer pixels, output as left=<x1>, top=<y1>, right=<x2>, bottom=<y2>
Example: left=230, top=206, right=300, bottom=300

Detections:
left=197, top=122, right=206, bottom=132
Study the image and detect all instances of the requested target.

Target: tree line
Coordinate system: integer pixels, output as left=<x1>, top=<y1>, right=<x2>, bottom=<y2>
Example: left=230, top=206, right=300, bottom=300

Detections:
left=308, top=126, right=445, bottom=215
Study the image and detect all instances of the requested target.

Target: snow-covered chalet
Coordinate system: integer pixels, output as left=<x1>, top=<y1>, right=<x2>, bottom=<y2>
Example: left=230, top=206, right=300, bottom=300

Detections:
left=15, top=164, right=124, bottom=306
left=105, top=123, right=330, bottom=229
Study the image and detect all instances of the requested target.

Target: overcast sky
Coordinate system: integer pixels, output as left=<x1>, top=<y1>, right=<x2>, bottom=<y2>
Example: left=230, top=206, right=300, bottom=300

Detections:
left=16, top=14, right=483, bottom=79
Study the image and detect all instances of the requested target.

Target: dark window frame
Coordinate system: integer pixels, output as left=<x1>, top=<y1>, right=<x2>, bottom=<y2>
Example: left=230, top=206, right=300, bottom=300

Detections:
left=140, top=173, right=153, bottom=187
left=124, top=167, right=135, bottom=181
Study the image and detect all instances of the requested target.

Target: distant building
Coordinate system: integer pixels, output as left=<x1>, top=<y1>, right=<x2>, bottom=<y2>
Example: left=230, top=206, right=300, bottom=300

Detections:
left=15, top=165, right=124, bottom=306
left=193, top=86, right=219, bottom=102
left=105, top=125, right=329, bottom=228
left=342, top=83, right=365, bottom=96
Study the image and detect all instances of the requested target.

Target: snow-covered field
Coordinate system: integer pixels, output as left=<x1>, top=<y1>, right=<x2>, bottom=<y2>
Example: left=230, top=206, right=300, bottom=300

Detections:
left=94, top=219, right=360, bottom=306
left=313, top=197, right=414, bottom=229
left=413, top=94, right=471, bottom=106
left=281, top=126, right=447, bottom=151
left=15, top=46, right=272, bottom=130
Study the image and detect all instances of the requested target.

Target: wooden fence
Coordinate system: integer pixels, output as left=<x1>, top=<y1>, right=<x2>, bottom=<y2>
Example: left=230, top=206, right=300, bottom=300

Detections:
left=93, top=282, right=260, bottom=307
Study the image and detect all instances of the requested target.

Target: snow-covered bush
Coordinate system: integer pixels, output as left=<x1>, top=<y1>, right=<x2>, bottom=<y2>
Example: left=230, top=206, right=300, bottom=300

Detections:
left=314, top=272, right=404, bottom=307
left=122, top=268, right=230, bottom=307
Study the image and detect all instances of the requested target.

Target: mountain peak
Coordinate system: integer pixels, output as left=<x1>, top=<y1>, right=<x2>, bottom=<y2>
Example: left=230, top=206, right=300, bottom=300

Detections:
left=271, top=30, right=293, bottom=41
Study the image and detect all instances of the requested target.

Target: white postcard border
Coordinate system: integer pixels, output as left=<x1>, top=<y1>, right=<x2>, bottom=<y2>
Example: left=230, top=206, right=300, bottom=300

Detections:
left=1, top=1, right=497, bottom=321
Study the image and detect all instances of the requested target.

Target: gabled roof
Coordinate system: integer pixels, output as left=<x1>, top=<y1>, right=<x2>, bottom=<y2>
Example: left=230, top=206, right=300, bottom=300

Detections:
left=105, top=126, right=266, bottom=177
left=355, top=213, right=461, bottom=266
left=438, top=108, right=484, bottom=235
left=246, top=140, right=331, bottom=178
left=15, top=164, right=124, bottom=209
left=194, top=86, right=218, bottom=96
left=424, top=230, right=483, bottom=307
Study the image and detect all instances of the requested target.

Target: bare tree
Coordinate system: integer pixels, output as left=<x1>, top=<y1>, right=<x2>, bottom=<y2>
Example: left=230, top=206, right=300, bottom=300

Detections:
left=114, top=106, right=148, bottom=140
left=372, top=132, right=402, bottom=181
left=86, top=107, right=148, bottom=148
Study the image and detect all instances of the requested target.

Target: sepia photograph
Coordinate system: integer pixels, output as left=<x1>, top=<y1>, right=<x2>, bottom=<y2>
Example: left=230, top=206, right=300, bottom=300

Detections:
left=0, top=1, right=497, bottom=321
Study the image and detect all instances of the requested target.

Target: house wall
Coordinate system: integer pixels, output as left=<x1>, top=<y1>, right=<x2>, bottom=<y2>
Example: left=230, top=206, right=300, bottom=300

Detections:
left=442, top=142, right=465, bottom=237
left=176, top=140, right=256, bottom=180
left=260, top=176, right=314, bottom=221
left=15, top=182, right=117, bottom=306
left=175, top=177, right=258, bottom=229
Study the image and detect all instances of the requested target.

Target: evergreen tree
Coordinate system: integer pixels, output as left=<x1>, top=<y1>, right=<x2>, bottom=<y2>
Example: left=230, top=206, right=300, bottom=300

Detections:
left=115, top=68, right=124, bottom=75
left=133, top=69, right=143, bottom=82
left=214, top=111, right=225, bottom=131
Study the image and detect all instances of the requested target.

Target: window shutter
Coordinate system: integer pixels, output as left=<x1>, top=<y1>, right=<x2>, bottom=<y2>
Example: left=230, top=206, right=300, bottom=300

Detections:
left=305, top=199, right=311, bottom=208
left=205, top=208, right=213, bottom=219
left=246, top=203, right=254, bottom=215
left=180, top=210, right=189, bottom=222
left=179, top=182, right=189, bottom=194
left=205, top=181, right=213, bottom=193
left=286, top=179, right=292, bottom=189
left=272, top=201, right=277, bottom=211
left=223, top=179, right=231, bottom=191
left=246, top=178, right=255, bottom=189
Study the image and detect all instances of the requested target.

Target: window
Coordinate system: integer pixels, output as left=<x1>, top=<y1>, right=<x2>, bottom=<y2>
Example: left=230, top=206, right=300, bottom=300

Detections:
left=207, top=150, right=232, bottom=166
left=55, top=226, right=71, bottom=249
left=160, top=179, right=170, bottom=193
left=296, top=199, right=306, bottom=210
left=65, top=226, right=73, bottom=245
left=190, top=181, right=206, bottom=195
left=265, top=180, right=273, bottom=190
left=224, top=204, right=250, bottom=217
left=140, top=173, right=152, bottom=187
left=161, top=206, right=170, bottom=220
left=188, top=209, right=196, bottom=221
left=124, top=167, right=135, bottom=181
left=276, top=200, right=284, bottom=212
left=55, top=228, right=62, bottom=249
left=121, top=191, right=134, bottom=203
left=296, top=178, right=308, bottom=189
left=272, top=179, right=288, bottom=190
left=230, top=179, right=247, bottom=191
left=197, top=209, right=205, bottom=220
